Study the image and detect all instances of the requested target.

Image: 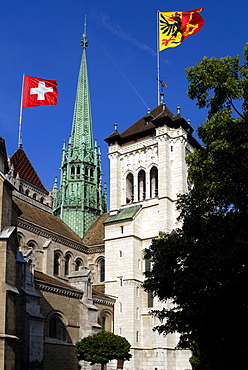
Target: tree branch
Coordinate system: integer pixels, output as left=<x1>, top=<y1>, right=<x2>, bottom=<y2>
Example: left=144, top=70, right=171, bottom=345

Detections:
left=227, top=95, right=245, bottom=119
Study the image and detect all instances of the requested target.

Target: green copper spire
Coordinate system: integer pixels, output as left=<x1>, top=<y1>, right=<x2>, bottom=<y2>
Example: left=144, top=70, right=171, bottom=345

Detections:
left=53, top=20, right=106, bottom=238
left=70, top=17, right=93, bottom=153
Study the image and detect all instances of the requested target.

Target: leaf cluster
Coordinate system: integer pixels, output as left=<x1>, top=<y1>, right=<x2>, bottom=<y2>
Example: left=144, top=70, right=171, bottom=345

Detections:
left=143, top=44, right=248, bottom=370
left=75, top=331, right=132, bottom=365
left=186, top=43, right=248, bottom=119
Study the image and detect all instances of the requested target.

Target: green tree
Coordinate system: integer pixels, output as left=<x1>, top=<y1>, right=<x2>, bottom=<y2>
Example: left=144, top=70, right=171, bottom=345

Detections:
left=75, top=331, right=132, bottom=370
left=143, top=44, right=248, bottom=370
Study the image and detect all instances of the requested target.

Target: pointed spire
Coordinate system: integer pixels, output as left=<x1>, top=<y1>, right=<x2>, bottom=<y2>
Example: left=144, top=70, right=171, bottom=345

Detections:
left=70, top=15, right=93, bottom=156
left=53, top=22, right=107, bottom=238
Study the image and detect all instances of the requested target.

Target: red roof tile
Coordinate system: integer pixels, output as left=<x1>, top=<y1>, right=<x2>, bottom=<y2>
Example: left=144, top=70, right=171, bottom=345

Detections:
left=34, top=270, right=82, bottom=292
left=83, top=213, right=109, bottom=246
left=14, top=198, right=84, bottom=244
left=10, top=148, right=47, bottom=192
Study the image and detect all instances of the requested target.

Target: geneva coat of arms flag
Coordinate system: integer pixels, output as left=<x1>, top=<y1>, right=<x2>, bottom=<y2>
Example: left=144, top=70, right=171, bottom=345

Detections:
left=159, top=7, right=204, bottom=51
left=22, top=75, right=58, bottom=108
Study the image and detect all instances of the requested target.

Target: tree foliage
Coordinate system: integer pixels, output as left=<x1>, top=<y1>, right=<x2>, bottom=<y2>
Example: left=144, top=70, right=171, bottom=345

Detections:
left=143, top=44, right=248, bottom=370
left=75, top=331, right=132, bottom=366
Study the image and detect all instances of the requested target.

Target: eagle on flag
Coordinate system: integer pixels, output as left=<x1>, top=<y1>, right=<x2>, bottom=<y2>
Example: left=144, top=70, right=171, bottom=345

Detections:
left=159, top=7, right=204, bottom=50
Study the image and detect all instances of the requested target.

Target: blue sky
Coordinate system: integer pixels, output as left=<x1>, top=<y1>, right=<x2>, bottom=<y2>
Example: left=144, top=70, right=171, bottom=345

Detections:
left=0, top=0, right=247, bottom=207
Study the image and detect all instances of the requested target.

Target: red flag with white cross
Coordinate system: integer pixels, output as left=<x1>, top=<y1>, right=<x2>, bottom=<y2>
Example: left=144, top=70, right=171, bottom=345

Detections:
left=22, top=75, right=58, bottom=108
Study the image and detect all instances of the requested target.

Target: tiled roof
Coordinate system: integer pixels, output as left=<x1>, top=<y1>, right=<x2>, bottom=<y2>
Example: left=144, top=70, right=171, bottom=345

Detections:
left=34, top=270, right=82, bottom=292
left=104, top=205, right=142, bottom=224
left=105, top=104, right=201, bottom=149
left=10, top=148, right=47, bottom=192
left=105, top=105, right=176, bottom=144
left=92, top=285, right=105, bottom=296
left=83, top=213, right=109, bottom=246
left=119, top=105, right=174, bottom=139
left=14, top=198, right=84, bottom=244
left=92, top=285, right=116, bottom=305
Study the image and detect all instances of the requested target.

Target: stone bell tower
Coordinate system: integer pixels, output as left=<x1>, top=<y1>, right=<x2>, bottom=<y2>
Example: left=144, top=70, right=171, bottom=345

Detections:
left=103, top=103, right=201, bottom=370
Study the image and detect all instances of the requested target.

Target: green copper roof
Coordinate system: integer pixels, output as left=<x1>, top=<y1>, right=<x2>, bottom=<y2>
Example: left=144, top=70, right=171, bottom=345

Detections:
left=104, top=205, right=142, bottom=224
left=70, top=19, right=93, bottom=152
left=53, top=20, right=107, bottom=238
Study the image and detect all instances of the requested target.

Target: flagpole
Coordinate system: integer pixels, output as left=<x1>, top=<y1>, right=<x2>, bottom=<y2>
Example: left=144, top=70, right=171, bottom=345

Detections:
left=18, top=74, right=25, bottom=148
left=157, top=10, right=160, bottom=105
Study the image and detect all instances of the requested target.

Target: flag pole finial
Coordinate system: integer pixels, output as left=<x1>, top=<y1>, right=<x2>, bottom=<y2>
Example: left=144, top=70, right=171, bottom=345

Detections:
left=81, top=15, right=88, bottom=49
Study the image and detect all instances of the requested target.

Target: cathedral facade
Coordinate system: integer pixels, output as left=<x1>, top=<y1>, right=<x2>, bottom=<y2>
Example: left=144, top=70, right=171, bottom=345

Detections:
left=0, top=25, right=200, bottom=370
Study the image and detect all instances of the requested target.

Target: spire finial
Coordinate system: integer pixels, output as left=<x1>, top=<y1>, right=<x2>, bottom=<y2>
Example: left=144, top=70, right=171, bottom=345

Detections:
left=114, top=121, right=118, bottom=131
left=81, top=15, right=88, bottom=49
left=177, top=103, right=181, bottom=115
left=18, top=135, right=23, bottom=149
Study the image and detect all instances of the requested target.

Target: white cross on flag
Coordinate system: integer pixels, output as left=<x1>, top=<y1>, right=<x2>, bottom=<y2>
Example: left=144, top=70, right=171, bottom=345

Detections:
left=22, top=75, right=58, bottom=108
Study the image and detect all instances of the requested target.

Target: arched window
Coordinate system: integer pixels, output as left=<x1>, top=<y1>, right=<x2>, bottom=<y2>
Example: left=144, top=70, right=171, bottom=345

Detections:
left=99, top=310, right=113, bottom=332
left=25, top=189, right=29, bottom=196
left=76, top=166, right=80, bottom=175
left=126, top=173, right=134, bottom=204
left=54, top=252, right=61, bottom=276
left=99, top=258, right=105, bottom=282
left=64, top=253, right=71, bottom=276
left=138, top=170, right=146, bottom=201
left=49, top=314, right=67, bottom=341
left=150, top=166, right=158, bottom=198
left=40, top=197, right=44, bottom=203
left=75, top=258, right=83, bottom=271
left=71, top=166, right=75, bottom=175
left=33, top=193, right=37, bottom=200
left=19, top=185, right=24, bottom=193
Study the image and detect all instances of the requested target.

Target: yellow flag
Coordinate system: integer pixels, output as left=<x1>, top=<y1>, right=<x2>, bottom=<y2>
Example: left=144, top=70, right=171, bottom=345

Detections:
left=159, top=7, right=204, bottom=51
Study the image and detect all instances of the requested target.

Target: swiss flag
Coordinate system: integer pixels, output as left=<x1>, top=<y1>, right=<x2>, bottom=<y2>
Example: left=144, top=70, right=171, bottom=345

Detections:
left=22, top=75, right=58, bottom=108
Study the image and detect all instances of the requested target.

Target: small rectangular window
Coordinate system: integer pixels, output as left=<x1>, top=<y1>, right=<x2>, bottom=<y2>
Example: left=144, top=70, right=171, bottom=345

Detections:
left=136, top=286, right=140, bottom=297
left=148, top=291, right=154, bottom=307
left=136, top=307, right=139, bottom=319
left=145, top=258, right=151, bottom=272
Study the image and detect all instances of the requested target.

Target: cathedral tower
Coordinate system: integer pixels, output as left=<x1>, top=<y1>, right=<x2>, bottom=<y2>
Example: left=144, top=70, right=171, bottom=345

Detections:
left=104, top=103, right=201, bottom=370
left=53, top=22, right=106, bottom=238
